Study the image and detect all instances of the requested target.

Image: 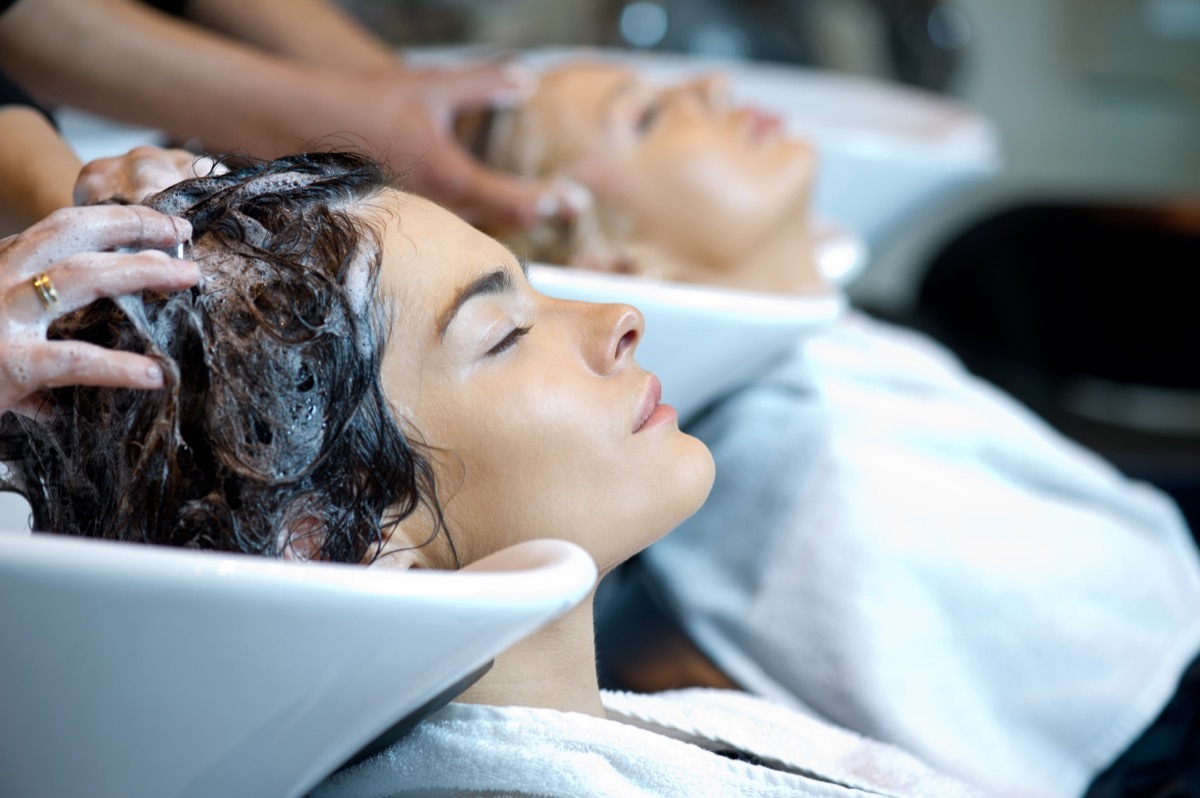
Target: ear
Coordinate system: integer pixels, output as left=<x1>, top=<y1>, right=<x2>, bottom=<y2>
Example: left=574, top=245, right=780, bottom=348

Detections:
left=279, top=514, right=325, bottom=562
left=364, top=544, right=423, bottom=570
left=366, top=503, right=456, bottom=570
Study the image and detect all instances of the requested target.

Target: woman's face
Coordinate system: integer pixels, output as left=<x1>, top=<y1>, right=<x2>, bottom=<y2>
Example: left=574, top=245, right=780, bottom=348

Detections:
left=371, top=190, right=715, bottom=573
left=519, top=63, right=814, bottom=275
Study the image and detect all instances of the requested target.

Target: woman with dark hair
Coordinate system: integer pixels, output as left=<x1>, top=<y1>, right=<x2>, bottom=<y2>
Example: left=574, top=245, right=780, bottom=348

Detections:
left=3, top=153, right=423, bottom=561
left=0, top=152, right=985, bottom=796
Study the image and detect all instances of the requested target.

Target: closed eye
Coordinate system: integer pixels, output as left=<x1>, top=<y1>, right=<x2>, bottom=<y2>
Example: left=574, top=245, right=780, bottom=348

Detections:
left=488, top=324, right=532, bottom=356
left=637, top=101, right=662, bottom=134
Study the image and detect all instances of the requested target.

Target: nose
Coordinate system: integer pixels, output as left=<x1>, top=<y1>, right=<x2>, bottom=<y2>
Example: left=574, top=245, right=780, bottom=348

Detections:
left=683, top=73, right=728, bottom=110
left=585, top=302, right=643, bottom=375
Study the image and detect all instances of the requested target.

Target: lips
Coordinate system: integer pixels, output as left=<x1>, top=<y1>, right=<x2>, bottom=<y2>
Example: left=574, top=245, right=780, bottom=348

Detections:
left=633, top=375, right=679, bottom=433
left=739, top=107, right=782, bottom=141
left=633, top=375, right=663, bottom=433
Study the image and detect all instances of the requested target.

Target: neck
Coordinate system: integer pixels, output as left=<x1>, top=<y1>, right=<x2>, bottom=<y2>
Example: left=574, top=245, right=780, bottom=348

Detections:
left=737, top=214, right=823, bottom=294
left=454, top=590, right=605, bottom=718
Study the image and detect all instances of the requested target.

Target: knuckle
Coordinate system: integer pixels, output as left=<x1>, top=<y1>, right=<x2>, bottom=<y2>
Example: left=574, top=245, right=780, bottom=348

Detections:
left=55, top=252, right=92, bottom=273
left=136, top=249, right=174, bottom=266
left=0, top=346, right=32, bottom=388
left=77, top=158, right=114, bottom=179
left=48, top=342, right=86, bottom=373
left=43, top=206, right=84, bottom=229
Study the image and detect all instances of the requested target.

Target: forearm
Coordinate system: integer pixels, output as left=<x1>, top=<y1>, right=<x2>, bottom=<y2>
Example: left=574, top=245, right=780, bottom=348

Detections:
left=184, top=0, right=402, bottom=74
left=0, top=106, right=80, bottom=237
left=0, top=0, right=360, bottom=157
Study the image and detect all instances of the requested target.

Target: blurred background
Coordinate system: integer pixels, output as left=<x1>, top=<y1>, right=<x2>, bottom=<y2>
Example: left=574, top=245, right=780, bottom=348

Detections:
left=340, top=0, right=1200, bottom=528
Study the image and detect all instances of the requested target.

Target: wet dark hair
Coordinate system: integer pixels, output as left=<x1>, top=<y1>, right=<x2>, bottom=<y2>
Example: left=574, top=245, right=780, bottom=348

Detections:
left=0, top=152, right=441, bottom=563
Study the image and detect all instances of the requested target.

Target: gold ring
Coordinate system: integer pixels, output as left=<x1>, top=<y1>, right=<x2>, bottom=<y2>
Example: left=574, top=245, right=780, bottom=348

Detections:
left=32, top=273, right=60, bottom=313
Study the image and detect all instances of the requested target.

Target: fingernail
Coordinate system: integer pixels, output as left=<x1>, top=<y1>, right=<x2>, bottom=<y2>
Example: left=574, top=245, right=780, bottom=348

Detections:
left=497, top=63, right=536, bottom=100
left=559, top=180, right=592, bottom=215
left=536, top=180, right=592, bottom=219
left=171, top=216, right=193, bottom=241
left=193, top=156, right=216, bottom=176
left=489, top=88, right=525, bottom=109
left=536, top=192, right=560, bottom=219
left=145, top=363, right=164, bottom=386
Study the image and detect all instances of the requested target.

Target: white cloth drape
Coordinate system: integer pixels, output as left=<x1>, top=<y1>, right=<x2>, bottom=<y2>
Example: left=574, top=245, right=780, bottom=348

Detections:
left=644, top=311, right=1200, bottom=797
left=314, top=688, right=991, bottom=797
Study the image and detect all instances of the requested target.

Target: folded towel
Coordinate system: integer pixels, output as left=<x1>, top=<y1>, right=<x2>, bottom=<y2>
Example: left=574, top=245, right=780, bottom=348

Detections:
left=645, top=312, right=1200, bottom=797
left=313, top=688, right=992, bottom=797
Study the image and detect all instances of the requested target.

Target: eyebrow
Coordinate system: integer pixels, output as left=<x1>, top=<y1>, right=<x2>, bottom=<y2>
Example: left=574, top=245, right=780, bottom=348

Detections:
left=601, top=77, right=637, bottom=123
left=437, top=259, right=530, bottom=341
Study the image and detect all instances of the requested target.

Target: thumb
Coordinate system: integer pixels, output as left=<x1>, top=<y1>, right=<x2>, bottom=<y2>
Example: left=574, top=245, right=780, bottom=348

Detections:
left=424, top=143, right=590, bottom=230
left=421, top=142, right=540, bottom=227
left=421, top=61, right=534, bottom=113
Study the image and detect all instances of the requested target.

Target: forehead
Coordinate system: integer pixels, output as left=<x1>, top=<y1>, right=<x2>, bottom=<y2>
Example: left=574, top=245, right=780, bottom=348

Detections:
left=368, top=190, right=519, bottom=323
left=537, top=63, right=646, bottom=121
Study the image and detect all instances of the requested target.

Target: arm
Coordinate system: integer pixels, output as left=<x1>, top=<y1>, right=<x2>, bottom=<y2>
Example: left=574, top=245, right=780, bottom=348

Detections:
left=0, top=57, right=218, bottom=231
left=0, top=63, right=80, bottom=235
left=0, top=105, right=79, bottom=237
left=0, top=0, right=581, bottom=227
left=183, top=0, right=402, bottom=74
left=0, top=0, right=341, bottom=157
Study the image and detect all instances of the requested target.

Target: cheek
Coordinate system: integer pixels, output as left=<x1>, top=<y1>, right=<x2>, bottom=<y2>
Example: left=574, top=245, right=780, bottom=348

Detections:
left=680, top=137, right=808, bottom=219
left=614, top=147, right=768, bottom=263
left=760, top=139, right=815, bottom=209
left=422, top=370, right=618, bottom=529
left=653, top=137, right=811, bottom=259
left=414, top=367, right=715, bottom=570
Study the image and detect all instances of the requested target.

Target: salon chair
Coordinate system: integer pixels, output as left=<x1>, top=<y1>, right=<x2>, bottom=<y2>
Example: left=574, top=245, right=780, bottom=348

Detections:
left=0, top=530, right=596, bottom=798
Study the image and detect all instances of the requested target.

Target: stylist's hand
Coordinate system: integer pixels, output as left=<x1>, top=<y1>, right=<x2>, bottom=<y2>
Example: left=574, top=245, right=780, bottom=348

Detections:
left=371, top=61, right=585, bottom=229
left=73, top=146, right=228, bottom=207
left=0, top=205, right=199, bottom=416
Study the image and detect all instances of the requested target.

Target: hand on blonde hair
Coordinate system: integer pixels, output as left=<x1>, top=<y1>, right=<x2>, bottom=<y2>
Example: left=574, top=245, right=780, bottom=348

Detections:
left=371, top=62, right=590, bottom=230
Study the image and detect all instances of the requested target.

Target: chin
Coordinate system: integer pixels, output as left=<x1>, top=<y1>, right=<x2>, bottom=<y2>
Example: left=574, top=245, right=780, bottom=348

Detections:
left=596, top=437, right=715, bottom=577
left=659, top=434, right=717, bottom=536
left=683, top=437, right=717, bottom=515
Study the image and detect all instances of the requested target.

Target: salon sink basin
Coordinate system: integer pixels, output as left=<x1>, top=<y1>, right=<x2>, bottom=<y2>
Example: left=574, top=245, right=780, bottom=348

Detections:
left=0, top=533, right=596, bottom=798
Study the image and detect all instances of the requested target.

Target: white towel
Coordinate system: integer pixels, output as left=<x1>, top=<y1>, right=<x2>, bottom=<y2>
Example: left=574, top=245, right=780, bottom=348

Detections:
left=312, top=688, right=992, bottom=797
left=644, top=311, right=1200, bottom=797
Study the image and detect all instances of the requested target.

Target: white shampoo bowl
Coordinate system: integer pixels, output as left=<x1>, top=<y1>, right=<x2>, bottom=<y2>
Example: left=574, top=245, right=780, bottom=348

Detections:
left=0, top=533, right=596, bottom=798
